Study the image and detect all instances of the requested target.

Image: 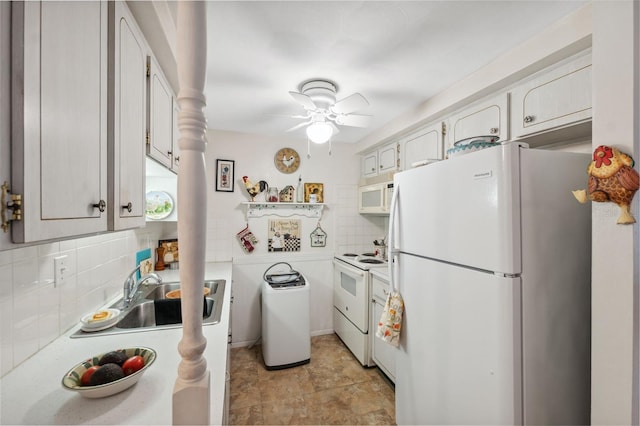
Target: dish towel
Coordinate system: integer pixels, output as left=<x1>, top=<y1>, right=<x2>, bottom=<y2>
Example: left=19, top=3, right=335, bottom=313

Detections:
left=376, top=284, right=404, bottom=347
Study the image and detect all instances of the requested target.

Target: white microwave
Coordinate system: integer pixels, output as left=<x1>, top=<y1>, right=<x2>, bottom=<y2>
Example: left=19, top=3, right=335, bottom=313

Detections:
left=358, top=181, right=394, bottom=215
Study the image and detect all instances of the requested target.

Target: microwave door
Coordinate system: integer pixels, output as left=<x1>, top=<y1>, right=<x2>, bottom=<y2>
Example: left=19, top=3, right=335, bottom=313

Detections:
left=359, top=182, right=391, bottom=214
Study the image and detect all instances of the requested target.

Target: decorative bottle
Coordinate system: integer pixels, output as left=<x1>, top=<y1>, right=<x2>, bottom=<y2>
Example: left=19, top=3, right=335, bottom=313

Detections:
left=296, top=175, right=303, bottom=203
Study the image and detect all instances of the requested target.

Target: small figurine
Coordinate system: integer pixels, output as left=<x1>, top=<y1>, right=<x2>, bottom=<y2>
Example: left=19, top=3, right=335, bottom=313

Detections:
left=573, top=145, right=640, bottom=224
left=242, top=176, right=268, bottom=202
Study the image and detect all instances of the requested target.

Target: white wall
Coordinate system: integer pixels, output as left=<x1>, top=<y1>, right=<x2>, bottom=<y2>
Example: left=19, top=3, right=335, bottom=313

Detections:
left=203, top=129, right=386, bottom=344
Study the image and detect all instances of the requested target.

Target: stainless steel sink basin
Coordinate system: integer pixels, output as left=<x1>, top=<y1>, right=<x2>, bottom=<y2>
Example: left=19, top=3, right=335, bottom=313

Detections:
left=70, top=279, right=225, bottom=338
left=144, top=280, right=220, bottom=300
left=116, top=301, right=157, bottom=329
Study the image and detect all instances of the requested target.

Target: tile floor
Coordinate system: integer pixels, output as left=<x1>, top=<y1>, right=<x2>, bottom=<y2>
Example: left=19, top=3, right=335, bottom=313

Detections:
left=229, top=333, right=396, bottom=425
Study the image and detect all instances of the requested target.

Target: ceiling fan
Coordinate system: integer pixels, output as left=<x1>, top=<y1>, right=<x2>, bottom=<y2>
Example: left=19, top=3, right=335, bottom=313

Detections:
left=286, top=79, right=371, bottom=144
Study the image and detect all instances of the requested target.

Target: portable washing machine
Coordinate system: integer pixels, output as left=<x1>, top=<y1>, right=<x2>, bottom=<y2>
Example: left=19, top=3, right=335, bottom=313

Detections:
left=261, top=262, right=311, bottom=370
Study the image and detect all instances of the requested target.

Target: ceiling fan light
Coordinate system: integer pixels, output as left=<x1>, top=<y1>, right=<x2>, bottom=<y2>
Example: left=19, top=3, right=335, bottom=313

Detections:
left=306, top=122, right=333, bottom=144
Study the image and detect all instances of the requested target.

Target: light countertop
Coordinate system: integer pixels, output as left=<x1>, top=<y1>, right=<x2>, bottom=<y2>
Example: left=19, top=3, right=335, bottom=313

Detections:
left=370, top=267, right=390, bottom=281
left=0, top=262, right=232, bottom=425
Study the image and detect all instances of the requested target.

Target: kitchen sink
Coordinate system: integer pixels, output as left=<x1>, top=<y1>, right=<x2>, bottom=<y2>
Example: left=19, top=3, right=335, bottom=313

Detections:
left=144, top=281, right=220, bottom=300
left=70, top=279, right=225, bottom=338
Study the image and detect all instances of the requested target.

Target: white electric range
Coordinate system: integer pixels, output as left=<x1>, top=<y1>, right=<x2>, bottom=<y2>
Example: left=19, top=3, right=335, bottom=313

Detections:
left=333, top=253, right=387, bottom=366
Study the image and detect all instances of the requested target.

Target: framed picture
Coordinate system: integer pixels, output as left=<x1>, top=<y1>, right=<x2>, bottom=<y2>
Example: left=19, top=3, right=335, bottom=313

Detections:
left=215, top=159, right=235, bottom=192
left=268, top=219, right=301, bottom=252
left=158, top=239, right=179, bottom=264
left=304, top=183, right=324, bottom=203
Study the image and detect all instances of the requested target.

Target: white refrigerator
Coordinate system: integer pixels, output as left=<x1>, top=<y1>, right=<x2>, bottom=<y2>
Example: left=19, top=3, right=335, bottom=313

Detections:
left=390, top=142, right=591, bottom=425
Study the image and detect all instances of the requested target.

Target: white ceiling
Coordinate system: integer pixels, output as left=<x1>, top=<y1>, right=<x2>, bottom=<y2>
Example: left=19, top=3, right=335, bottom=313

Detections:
left=184, top=1, right=588, bottom=144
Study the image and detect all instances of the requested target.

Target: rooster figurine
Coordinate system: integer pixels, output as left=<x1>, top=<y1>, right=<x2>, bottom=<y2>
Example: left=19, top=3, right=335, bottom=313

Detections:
left=242, top=176, right=269, bottom=201
left=572, top=145, right=640, bottom=224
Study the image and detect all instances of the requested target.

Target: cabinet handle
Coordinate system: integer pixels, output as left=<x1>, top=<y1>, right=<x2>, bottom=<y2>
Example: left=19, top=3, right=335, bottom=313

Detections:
left=524, top=115, right=534, bottom=123
left=122, top=202, right=133, bottom=213
left=92, top=199, right=106, bottom=212
left=168, top=150, right=173, bottom=157
left=490, top=127, right=499, bottom=134
left=174, top=156, right=180, bottom=164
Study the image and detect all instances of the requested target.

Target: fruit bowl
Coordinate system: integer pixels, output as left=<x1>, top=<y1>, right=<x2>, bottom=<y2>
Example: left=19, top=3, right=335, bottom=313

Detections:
left=61, top=347, right=156, bottom=398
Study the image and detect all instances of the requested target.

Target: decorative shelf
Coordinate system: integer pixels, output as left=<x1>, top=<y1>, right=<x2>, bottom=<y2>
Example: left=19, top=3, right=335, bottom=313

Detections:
left=242, top=202, right=324, bottom=218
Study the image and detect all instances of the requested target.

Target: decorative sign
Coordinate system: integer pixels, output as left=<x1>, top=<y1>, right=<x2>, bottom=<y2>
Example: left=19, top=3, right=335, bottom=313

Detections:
left=158, top=239, right=179, bottom=264
left=310, top=222, right=327, bottom=247
left=268, top=219, right=301, bottom=252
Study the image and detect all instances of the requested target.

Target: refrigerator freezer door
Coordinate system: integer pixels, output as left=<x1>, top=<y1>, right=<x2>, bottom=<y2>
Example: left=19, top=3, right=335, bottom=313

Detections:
left=393, top=143, right=521, bottom=274
left=395, top=253, right=522, bottom=425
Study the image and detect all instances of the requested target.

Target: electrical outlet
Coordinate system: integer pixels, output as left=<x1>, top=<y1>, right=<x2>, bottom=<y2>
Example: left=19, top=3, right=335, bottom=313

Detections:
left=54, top=255, right=68, bottom=287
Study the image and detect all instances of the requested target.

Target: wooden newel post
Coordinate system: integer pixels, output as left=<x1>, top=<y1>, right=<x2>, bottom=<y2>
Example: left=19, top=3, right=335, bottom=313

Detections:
left=173, top=2, right=209, bottom=425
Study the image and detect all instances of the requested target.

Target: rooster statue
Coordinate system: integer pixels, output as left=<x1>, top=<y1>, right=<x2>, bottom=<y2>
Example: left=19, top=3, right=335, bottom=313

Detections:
left=242, top=176, right=269, bottom=201
left=572, top=145, right=640, bottom=224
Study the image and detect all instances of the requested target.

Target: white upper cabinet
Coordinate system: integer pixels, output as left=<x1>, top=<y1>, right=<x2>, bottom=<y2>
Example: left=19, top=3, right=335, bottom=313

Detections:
left=11, top=1, right=108, bottom=242
left=109, top=1, right=147, bottom=230
left=362, top=141, right=398, bottom=178
left=148, top=55, right=177, bottom=172
left=445, top=93, right=509, bottom=151
left=361, top=152, right=378, bottom=178
left=511, top=53, right=591, bottom=139
left=378, top=142, right=398, bottom=174
left=400, top=122, right=444, bottom=170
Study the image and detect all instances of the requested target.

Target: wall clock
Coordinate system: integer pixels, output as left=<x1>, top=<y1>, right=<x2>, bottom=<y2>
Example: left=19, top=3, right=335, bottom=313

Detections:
left=274, top=147, right=300, bottom=174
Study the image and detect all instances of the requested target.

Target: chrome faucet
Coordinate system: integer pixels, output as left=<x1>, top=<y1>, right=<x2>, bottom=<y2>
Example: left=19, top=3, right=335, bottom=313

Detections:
left=122, top=266, right=162, bottom=309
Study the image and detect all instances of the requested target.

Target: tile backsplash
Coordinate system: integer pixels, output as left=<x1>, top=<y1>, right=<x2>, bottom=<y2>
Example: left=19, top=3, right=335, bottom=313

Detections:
left=0, top=230, right=147, bottom=377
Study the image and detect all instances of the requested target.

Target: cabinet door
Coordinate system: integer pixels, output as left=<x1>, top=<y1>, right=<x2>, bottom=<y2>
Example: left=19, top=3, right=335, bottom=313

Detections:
left=148, top=55, right=174, bottom=169
left=511, top=53, right=591, bottom=138
left=371, top=276, right=396, bottom=382
left=171, top=97, right=180, bottom=172
left=11, top=1, right=108, bottom=243
left=362, top=152, right=378, bottom=178
left=378, top=143, right=398, bottom=174
left=110, top=1, right=146, bottom=230
left=447, top=93, right=508, bottom=151
left=401, top=123, right=443, bottom=170
left=0, top=2, right=12, bottom=250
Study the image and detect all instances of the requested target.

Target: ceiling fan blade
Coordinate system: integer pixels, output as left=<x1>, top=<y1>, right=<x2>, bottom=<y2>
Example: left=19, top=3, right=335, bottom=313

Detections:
left=289, top=91, right=317, bottom=110
left=331, top=93, right=369, bottom=114
left=335, top=114, right=371, bottom=128
left=266, top=113, right=311, bottom=119
left=285, top=120, right=312, bottom=132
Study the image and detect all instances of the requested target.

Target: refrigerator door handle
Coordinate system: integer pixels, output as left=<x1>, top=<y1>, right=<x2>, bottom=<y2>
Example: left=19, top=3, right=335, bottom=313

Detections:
left=388, top=182, right=399, bottom=292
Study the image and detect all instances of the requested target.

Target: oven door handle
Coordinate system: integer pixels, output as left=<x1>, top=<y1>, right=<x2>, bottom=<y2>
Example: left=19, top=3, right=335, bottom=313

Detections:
left=334, top=260, right=367, bottom=278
